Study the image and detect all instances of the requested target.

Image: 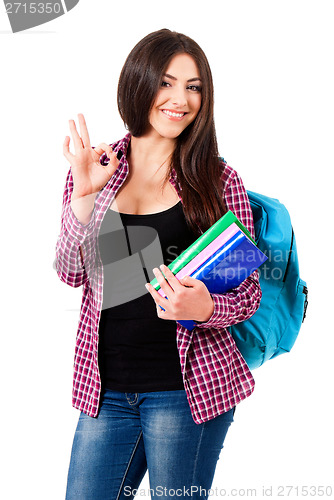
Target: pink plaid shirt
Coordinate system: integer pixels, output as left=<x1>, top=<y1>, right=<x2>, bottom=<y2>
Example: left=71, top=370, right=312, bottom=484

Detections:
left=55, top=133, right=261, bottom=424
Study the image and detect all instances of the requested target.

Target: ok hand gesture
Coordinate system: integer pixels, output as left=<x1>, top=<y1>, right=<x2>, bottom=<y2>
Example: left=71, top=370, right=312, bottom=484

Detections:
left=63, top=113, right=120, bottom=200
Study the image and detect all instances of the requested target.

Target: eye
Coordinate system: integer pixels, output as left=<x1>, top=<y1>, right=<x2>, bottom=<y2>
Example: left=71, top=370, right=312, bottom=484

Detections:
left=161, top=80, right=171, bottom=88
left=187, top=84, right=202, bottom=92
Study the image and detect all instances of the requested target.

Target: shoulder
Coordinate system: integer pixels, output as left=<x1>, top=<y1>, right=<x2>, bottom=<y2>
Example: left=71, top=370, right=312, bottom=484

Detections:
left=109, top=132, right=131, bottom=158
left=218, top=158, right=244, bottom=192
left=218, top=158, right=255, bottom=237
left=109, top=133, right=131, bottom=151
left=110, top=132, right=131, bottom=152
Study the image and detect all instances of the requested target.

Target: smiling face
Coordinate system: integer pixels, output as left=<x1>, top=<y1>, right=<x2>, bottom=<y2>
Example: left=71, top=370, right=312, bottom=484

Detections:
left=147, top=53, right=202, bottom=141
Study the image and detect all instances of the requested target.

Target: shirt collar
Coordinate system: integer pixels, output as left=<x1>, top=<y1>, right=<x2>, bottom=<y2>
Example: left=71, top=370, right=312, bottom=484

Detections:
left=114, top=132, right=131, bottom=158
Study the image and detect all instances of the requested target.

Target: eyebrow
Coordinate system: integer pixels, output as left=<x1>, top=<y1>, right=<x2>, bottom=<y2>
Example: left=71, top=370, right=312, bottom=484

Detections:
left=163, top=73, right=202, bottom=83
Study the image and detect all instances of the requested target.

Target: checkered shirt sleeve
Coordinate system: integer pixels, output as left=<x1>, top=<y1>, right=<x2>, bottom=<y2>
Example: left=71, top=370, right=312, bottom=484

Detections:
left=194, top=163, right=262, bottom=330
left=54, top=168, right=98, bottom=288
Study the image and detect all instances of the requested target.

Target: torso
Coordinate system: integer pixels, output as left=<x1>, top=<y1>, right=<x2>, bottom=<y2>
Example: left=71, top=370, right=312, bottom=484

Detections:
left=109, top=163, right=180, bottom=215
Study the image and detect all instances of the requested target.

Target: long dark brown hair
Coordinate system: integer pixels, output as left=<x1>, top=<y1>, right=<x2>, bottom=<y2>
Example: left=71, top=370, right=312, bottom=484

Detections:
left=117, top=29, right=226, bottom=236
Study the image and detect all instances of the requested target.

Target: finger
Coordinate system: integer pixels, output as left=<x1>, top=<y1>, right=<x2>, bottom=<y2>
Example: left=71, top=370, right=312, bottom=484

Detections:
left=145, top=282, right=169, bottom=308
left=93, top=142, right=114, bottom=158
left=63, top=136, right=75, bottom=163
left=93, top=143, right=120, bottom=178
left=152, top=267, right=174, bottom=297
left=179, top=275, right=199, bottom=288
left=103, top=150, right=120, bottom=178
left=159, top=264, right=182, bottom=291
left=78, top=113, right=91, bottom=148
left=69, top=119, right=84, bottom=154
left=156, top=304, right=167, bottom=316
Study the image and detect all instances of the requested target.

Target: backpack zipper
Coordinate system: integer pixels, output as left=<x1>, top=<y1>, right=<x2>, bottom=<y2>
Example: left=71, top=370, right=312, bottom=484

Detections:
left=302, top=286, right=308, bottom=322
left=282, top=228, right=294, bottom=282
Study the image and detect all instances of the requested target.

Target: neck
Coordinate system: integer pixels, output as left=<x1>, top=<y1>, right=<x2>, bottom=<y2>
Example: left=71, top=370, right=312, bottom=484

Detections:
left=127, top=134, right=176, bottom=175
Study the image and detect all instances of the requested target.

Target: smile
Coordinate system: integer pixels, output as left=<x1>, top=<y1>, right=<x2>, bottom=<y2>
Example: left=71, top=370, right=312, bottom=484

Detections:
left=161, top=109, right=187, bottom=120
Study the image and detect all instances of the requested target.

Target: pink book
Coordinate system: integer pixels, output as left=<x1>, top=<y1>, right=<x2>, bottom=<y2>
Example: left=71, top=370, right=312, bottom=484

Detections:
left=158, top=223, right=239, bottom=297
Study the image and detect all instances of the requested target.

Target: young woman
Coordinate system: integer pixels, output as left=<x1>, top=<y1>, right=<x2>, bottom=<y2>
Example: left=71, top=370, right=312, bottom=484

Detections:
left=55, top=29, right=262, bottom=500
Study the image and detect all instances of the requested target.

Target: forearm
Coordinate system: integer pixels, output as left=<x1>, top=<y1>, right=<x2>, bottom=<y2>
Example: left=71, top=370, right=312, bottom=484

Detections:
left=54, top=168, right=97, bottom=287
left=70, top=191, right=97, bottom=225
left=194, top=164, right=262, bottom=330
left=194, top=270, right=262, bottom=330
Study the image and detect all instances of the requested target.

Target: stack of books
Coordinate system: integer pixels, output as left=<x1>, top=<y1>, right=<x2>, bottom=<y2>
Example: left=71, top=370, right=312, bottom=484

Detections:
left=149, top=210, right=267, bottom=330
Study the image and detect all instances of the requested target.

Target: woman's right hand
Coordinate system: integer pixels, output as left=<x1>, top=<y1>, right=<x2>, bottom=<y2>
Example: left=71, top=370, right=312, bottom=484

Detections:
left=63, top=113, right=120, bottom=200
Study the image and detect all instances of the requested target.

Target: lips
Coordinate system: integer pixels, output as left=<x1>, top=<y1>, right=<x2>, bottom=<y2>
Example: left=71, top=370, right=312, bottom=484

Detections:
left=161, top=109, right=188, bottom=121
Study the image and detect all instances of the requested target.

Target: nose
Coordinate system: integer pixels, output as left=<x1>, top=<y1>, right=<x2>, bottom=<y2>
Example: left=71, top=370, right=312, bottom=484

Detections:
left=170, top=85, right=188, bottom=108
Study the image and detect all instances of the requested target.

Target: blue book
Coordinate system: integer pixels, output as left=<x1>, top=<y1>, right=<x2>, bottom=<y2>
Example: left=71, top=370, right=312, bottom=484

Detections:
left=171, top=229, right=267, bottom=330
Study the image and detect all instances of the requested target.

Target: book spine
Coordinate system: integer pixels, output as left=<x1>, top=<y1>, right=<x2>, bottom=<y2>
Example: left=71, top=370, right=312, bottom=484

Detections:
left=151, top=211, right=241, bottom=290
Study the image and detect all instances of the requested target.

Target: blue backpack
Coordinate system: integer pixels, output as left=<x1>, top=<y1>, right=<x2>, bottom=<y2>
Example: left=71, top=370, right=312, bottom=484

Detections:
left=229, top=191, right=308, bottom=370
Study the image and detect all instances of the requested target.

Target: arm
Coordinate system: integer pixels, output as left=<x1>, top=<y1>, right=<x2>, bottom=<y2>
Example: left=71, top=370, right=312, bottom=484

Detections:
left=54, top=167, right=96, bottom=288
left=54, top=114, right=120, bottom=288
left=195, top=166, right=262, bottom=330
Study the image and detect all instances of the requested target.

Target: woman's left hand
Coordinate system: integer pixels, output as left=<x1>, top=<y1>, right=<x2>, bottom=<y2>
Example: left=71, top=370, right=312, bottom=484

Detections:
left=145, top=265, right=214, bottom=322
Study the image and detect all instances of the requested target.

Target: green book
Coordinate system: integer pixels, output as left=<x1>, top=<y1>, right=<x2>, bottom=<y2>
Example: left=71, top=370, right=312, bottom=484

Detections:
left=150, top=210, right=255, bottom=291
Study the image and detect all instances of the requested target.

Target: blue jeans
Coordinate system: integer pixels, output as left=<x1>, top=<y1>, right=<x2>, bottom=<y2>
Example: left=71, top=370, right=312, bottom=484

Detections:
left=65, top=389, right=235, bottom=499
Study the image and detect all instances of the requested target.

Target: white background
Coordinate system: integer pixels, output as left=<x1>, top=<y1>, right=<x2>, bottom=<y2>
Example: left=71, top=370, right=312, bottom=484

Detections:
left=1, top=0, right=333, bottom=498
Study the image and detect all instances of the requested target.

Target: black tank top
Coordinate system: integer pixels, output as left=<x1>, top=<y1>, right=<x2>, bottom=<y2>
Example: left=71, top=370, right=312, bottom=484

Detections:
left=97, top=201, right=198, bottom=392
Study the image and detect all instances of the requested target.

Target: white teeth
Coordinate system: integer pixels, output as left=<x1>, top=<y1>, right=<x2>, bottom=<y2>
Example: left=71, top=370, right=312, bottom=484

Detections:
left=162, top=110, right=185, bottom=118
